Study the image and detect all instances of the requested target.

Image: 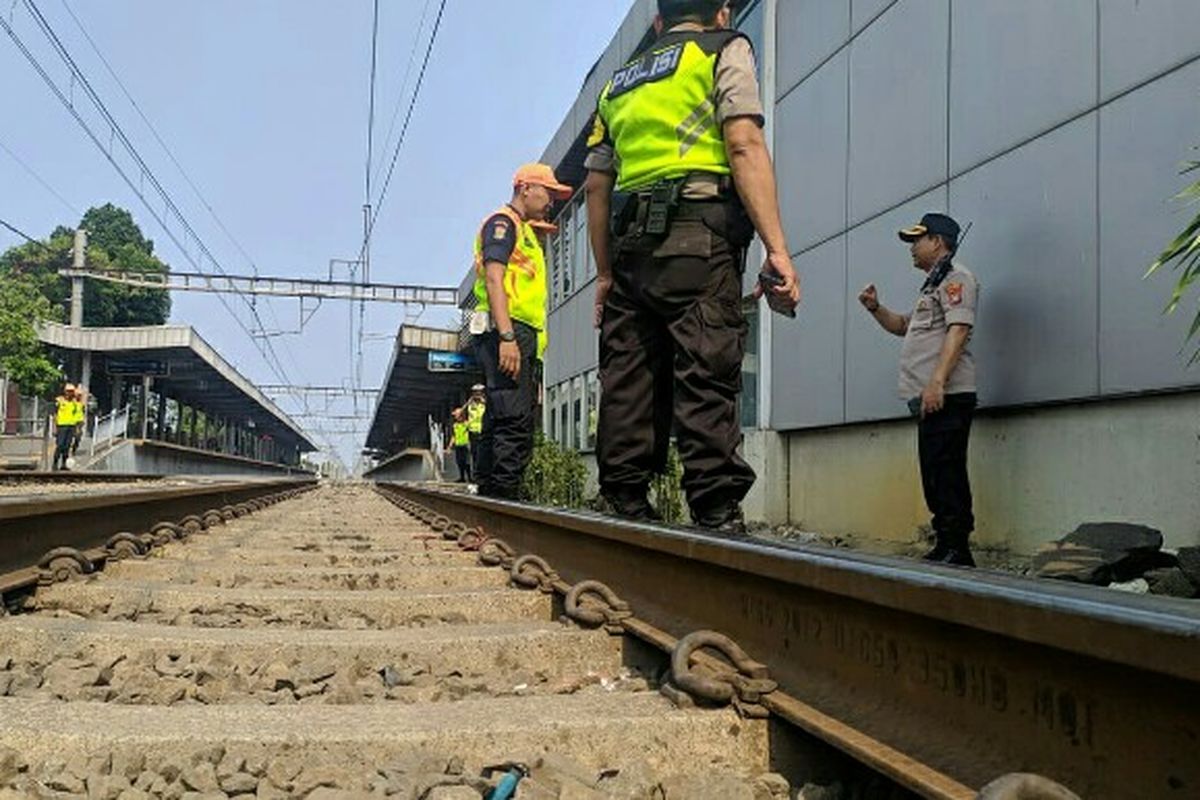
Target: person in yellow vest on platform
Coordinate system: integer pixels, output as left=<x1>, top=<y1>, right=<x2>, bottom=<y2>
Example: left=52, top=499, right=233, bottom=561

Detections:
left=448, top=407, right=473, bottom=484
left=464, top=384, right=486, bottom=479
left=52, top=383, right=78, bottom=471
left=69, top=387, right=87, bottom=455
left=469, top=163, right=571, bottom=499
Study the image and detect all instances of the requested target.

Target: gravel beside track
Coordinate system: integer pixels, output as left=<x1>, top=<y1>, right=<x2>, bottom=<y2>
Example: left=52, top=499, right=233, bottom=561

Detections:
left=0, top=484, right=833, bottom=799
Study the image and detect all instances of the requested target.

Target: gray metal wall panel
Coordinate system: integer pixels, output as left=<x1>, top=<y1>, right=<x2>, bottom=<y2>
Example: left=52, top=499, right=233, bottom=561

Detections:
left=776, top=0, right=850, bottom=99
left=777, top=51, right=849, bottom=254
left=845, top=189, right=947, bottom=421
left=948, top=115, right=1099, bottom=406
left=1099, top=0, right=1200, bottom=101
left=848, top=0, right=948, bottom=225
left=545, top=312, right=565, bottom=385
left=1098, top=62, right=1200, bottom=393
left=618, top=0, right=655, bottom=60
left=771, top=236, right=847, bottom=428
left=949, top=0, right=1096, bottom=175
left=852, top=0, right=895, bottom=34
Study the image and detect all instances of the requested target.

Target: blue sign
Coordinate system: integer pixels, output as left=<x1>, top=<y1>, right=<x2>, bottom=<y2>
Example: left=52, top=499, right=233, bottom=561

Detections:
left=427, top=351, right=475, bottom=373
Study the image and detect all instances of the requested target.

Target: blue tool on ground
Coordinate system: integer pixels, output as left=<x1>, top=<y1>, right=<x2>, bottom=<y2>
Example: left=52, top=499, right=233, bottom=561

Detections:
left=482, top=762, right=530, bottom=800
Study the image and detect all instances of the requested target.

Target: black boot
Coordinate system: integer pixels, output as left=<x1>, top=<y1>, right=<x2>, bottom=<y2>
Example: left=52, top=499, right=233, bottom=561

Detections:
left=601, top=488, right=661, bottom=522
left=940, top=531, right=976, bottom=567
left=922, top=531, right=949, bottom=562
left=691, top=504, right=747, bottom=537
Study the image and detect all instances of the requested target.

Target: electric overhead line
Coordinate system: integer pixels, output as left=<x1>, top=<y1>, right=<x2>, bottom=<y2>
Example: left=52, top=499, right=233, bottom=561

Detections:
left=360, top=0, right=447, bottom=256
left=0, top=137, right=80, bottom=215
left=1, top=0, right=345, bottom=469
left=0, top=216, right=52, bottom=251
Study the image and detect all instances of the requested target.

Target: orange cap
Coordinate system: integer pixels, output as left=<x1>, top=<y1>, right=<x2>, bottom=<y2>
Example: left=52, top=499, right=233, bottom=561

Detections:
left=513, top=163, right=572, bottom=200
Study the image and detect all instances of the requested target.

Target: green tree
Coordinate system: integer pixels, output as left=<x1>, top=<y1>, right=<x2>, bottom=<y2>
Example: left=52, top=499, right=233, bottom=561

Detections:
left=1147, top=158, right=1200, bottom=364
left=0, top=203, right=170, bottom=327
left=0, top=275, right=62, bottom=395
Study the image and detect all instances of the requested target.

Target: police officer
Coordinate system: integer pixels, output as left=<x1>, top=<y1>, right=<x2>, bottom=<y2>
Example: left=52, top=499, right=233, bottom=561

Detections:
left=585, top=0, right=800, bottom=532
left=858, top=212, right=980, bottom=567
left=470, top=163, right=572, bottom=499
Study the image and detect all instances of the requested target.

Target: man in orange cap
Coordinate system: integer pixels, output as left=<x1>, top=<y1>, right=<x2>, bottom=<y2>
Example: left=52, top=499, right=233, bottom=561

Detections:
left=468, top=163, right=571, bottom=499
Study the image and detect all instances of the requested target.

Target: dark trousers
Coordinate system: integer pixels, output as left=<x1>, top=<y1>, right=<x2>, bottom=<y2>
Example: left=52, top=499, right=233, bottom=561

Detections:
left=453, top=444, right=472, bottom=483
left=473, top=323, right=538, bottom=499
left=598, top=218, right=755, bottom=516
left=468, top=432, right=480, bottom=478
left=913, top=393, right=976, bottom=542
left=53, top=425, right=75, bottom=470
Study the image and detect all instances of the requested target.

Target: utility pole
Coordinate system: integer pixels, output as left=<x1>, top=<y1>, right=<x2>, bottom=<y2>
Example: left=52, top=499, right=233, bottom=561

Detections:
left=69, top=228, right=87, bottom=327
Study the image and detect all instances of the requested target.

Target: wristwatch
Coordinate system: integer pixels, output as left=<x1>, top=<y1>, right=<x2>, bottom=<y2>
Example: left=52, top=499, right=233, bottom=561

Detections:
left=498, top=330, right=516, bottom=342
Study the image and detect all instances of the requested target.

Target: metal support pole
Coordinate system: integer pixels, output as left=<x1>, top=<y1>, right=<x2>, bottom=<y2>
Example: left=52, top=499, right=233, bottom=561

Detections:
left=140, top=377, right=152, bottom=440
left=70, top=229, right=87, bottom=328
left=79, top=351, right=92, bottom=396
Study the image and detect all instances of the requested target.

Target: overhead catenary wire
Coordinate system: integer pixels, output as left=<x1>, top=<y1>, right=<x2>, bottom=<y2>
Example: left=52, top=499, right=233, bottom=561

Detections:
left=0, top=137, right=80, bottom=216
left=0, top=216, right=53, bottom=252
left=360, top=0, right=447, bottom=258
left=1, top=1, right=346, bottom=470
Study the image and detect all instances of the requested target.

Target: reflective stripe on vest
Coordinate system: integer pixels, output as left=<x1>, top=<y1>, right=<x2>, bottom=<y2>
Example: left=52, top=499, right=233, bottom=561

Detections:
left=472, top=206, right=549, bottom=336
left=452, top=421, right=470, bottom=447
left=591, top=29, right=743, bottom=192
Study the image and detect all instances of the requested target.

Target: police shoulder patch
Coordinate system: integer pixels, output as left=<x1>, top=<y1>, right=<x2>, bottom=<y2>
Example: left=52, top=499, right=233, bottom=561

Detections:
left=944, top=282, right=963, bottom=306
left=608, top=43, right=684, bottom=99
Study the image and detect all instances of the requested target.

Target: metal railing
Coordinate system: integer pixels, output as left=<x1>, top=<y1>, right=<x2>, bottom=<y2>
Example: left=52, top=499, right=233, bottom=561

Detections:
left=89, top=405, right=131, bottom=458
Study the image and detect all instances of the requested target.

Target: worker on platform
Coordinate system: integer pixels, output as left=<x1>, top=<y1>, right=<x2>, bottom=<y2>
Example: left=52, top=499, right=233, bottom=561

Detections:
left=469, top=163, right=572, bottom=499
left=465, top=384, right=486, bottom=477
left=449, top=407, right=473, bottom=484
left=52, top=384, right=79, bottom=471
left=857, top=212, right=980, bottom=567
left=70, top=387, right=87, bottom=455
left=585, top=0, right=800, bottom=533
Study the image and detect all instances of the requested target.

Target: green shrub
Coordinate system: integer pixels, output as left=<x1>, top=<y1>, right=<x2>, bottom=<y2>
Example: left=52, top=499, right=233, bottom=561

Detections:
left=521, top=434, right=589, bottom=508
left=650, top=444, right=685, bottom=524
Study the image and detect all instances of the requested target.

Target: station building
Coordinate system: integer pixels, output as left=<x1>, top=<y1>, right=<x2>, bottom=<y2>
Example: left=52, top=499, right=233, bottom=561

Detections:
left=497, top=0, right=1200, bottom=555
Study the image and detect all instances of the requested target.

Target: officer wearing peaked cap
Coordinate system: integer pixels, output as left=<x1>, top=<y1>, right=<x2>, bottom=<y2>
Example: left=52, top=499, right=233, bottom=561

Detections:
left=585, top=0, right=799, bottom=534
left=858, top=212, right=981, bottom=567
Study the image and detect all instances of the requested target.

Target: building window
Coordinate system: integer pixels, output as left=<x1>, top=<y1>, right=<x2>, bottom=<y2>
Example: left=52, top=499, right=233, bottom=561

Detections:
left=547, top=385, right=558, bottom=442
left=572, top=193, right=591, bottom=288
left=549, top=228, right=562, bottom=308
left=560, top=205, right=573, bottom=298
left=586, top=370, right=599, bottom=450
left=559, top=393, right=570, bottom=449
left=740, top=302, right=759, bottom=429
left=572, top=375, right=584, bottom=451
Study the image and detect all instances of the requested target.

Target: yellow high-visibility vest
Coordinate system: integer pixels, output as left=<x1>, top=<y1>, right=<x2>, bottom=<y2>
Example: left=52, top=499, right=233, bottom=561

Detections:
left=589, top=29, right=746, bottom=191
left=55, top=398, right=75, bottom=426
left=452, top=421, right=470, bottom=447
left=472, top=206, right=548, bottom=338
left=466, top=400, right=485, bottom=434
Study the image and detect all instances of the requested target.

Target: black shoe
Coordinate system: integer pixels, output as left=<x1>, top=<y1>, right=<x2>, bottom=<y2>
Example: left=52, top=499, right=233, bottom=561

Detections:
left=601, top=490, right=661, bottom=522
left=922, top=536, right=949, bottom=562
left=692, top=505, right=747, bottom=537
left=941, top=548, right=976, bottom=567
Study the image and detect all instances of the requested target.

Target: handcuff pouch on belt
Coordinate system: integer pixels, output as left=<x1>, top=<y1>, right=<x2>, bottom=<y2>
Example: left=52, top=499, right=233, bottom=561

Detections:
left=610, top=177, right=753, bottom=248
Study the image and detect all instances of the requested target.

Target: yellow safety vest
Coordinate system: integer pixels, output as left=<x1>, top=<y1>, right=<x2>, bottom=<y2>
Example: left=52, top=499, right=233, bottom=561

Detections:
left=452, top=421, right=470, bottom=447
left=55, top=398, right=75, bottom=426
left=70, top=400, right=85, bottom=425
left=473, top=206, right=548, bottom=341
left=589, top=29, right=745, bottom=191
left=466, top=401, right=485, bottom=434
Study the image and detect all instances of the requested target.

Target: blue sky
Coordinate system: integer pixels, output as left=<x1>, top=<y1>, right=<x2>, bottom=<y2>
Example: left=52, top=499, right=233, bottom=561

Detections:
left=1, top=0, right=636, bottom=467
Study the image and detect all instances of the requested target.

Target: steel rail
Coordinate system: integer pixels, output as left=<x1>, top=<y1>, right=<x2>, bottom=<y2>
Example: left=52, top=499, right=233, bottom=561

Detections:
left=0, top=478, right=317, bottom=593
left=386, top=483, right=1200, bottom=800
left=0, top=472, right=167, bottom=485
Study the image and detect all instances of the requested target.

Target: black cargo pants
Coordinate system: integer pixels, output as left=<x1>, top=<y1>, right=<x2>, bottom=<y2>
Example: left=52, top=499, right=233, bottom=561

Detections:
left=473, top=322, right=538, bottom=499
left=911, top=392, right=976, bottom=543
left=598, top=216, right=756, bottom=518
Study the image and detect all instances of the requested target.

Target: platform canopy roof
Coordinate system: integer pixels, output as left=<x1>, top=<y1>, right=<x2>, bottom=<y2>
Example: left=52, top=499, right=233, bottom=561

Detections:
left=38, top=322, right=315, bottom=453
left=364, top=324, right=481, bottom=457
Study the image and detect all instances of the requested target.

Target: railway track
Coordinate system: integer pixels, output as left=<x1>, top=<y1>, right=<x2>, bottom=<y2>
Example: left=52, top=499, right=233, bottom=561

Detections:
left=0, top=481, right=1194, bottom=798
